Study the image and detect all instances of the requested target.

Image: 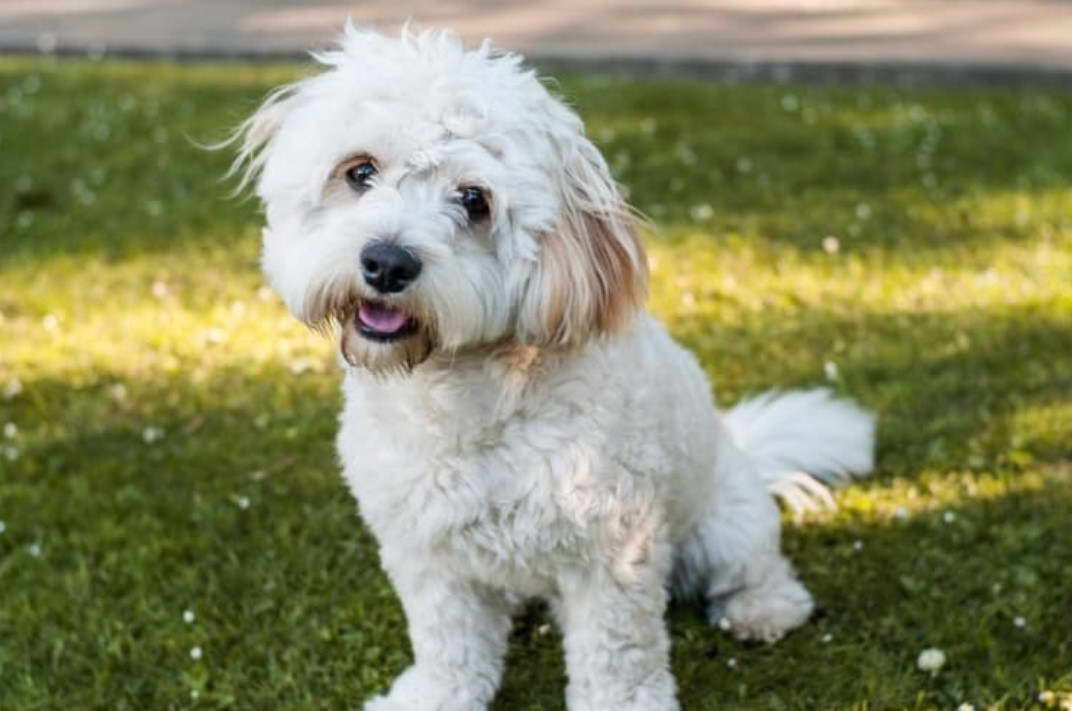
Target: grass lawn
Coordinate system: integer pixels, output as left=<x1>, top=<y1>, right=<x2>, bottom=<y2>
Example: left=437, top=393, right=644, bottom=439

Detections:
left=1, top=56, right=1070, bottom=710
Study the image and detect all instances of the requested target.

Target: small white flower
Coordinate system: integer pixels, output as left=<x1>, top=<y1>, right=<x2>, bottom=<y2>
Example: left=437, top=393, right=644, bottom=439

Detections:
left=236, top=496, right=251, bottom=511
left=190, top=646, right=203, bottom=660
left=689, top=203, right=714, bottom=222
left=957, top=704, right=974, bottom=711
left=852, top=540, right=864, bottom=552
left=717, top=616, right=732, bottom=631
left=893, top=506, right=909, bottom=520
left=183, top=609, right=196, bottom=624
left=109, top=383, right=128, bottom=402
left=536, top=623, right=551, bottom=637
left=917, top=648, right=946, bottom=674
left=726, top=657, right=737, bottom=669
left=190, top=689, right=200, bottom=700
left=943, top=511, right=956, bottom=524
left=28, top=543, right=42, bottom=557
left=4, top=378, right=23, bottom=400
left=42, top=313, right=59, bottom=332
left=822, top=235, right=841, bottom=254
left=142, top=426, right=164, bottom=444
left=0, top=521, right=6, bottom=534
left=3, top=423, right=17, bottom=439
left=676, top=145, right=697, bottom=166
left=1013, top=616, right=1026, bottom=628
left=151, top=280, right=169, bottom=299
left=821, top=633, right=833, bottom=643
left=824, top=361, right=839, bottom=381
left=289, top=357, right=314, bottom=375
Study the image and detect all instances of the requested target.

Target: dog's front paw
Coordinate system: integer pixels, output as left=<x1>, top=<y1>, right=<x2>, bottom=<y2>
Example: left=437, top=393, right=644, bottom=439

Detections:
left=362, top=690, right=487, bottom=711
left=362, top=665, right=493, bottom=711
left=363, top=694, right=407, bottom=711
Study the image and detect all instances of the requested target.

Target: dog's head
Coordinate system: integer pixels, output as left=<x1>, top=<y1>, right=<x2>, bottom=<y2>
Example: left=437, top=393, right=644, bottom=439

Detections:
left=231, top=25, right=647, bottom=373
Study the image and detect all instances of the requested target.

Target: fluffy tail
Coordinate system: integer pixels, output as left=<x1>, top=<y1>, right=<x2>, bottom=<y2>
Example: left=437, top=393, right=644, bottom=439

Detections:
left=724, top=388, right=876, bottom=513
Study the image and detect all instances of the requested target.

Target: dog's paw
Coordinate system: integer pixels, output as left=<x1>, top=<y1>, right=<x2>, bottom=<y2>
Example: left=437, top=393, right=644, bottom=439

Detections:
left=362, top=665, right=494, bottom=711
left=363, top=695, right=406, bottom=711
left=712, top=575, right=813, bottom=643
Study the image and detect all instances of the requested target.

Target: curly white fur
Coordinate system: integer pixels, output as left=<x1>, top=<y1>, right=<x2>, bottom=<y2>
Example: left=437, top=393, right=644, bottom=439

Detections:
left=232, top=24, right=876, bottom=711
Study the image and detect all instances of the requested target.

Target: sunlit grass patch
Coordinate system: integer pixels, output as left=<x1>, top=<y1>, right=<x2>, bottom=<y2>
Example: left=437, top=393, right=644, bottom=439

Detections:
left=1, top=56, right=1070, bottom=709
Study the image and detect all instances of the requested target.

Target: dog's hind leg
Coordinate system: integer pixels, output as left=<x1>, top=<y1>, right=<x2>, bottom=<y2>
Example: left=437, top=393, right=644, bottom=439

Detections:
left=673, top=432, right=814, bottom=643
left=673, top=389, right=875, bottom=641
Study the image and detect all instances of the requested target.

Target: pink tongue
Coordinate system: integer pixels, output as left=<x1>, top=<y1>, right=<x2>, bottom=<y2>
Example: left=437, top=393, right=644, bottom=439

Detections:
left=359, top=302, right=408, bottom=333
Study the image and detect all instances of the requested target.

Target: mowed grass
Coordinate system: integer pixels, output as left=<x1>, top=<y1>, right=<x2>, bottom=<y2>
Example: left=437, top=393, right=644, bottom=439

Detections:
left=1, top=56, right=1070, bottom=710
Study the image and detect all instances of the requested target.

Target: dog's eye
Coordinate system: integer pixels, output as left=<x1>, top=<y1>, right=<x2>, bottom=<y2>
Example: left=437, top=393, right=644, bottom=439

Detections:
left=459, top=186, right=490, bottom=221
left=344, top=161, right=377, bottom=191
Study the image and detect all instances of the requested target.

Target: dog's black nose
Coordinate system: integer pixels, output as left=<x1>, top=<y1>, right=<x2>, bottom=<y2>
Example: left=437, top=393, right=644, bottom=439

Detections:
left=360, top=242, right=422, bottom=294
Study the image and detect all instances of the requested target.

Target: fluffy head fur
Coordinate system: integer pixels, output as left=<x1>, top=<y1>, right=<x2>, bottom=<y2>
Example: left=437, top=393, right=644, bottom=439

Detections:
left=230, top=24, right=647, bottom=373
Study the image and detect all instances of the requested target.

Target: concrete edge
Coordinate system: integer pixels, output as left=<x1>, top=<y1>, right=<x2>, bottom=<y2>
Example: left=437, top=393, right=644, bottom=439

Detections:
left=2, top=40, right=1072, bottom=90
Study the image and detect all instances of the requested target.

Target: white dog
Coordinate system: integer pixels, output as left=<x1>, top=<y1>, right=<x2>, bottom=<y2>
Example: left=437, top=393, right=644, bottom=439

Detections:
left=230, top=25, right=875, bottom=711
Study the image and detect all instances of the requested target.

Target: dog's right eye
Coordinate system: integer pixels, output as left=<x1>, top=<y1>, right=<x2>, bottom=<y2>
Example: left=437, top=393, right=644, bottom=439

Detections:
left=344, top=161, right=377, bottom=191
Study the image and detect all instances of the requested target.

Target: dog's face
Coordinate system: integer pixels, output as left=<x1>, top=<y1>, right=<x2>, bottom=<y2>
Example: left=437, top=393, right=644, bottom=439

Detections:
left=233, top=26, right=648, bottom=373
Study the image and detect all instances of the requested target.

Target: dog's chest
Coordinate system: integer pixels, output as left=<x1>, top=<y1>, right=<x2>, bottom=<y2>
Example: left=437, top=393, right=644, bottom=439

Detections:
left=338, top=367, right=599, bottom=587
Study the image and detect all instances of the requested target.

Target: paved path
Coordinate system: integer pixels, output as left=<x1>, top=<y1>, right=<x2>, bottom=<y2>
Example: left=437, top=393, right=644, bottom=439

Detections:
left=3, top=1, right=1072, bottom=79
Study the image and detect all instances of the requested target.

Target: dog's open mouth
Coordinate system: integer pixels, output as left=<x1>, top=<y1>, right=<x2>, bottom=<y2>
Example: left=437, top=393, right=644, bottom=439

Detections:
left=355, top=300, right=418, bottom=342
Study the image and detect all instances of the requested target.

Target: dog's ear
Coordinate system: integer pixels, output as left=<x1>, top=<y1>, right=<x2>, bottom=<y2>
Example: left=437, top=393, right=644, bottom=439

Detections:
left=219, top=84, right=303, bottom=196
left=516, top=134, right=648, bottom=349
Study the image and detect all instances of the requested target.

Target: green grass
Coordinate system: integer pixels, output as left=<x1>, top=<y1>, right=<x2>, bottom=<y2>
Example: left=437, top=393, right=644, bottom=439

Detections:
left=1, top=56, right=1070, bottom=710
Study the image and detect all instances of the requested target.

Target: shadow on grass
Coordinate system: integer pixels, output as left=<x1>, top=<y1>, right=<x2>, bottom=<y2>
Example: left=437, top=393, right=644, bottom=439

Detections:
left=0, top=60, right=274, bottom=267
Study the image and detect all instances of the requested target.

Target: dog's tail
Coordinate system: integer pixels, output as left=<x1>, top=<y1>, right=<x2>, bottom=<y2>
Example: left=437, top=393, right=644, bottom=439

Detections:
left=724, top=388, right=876, bottom=513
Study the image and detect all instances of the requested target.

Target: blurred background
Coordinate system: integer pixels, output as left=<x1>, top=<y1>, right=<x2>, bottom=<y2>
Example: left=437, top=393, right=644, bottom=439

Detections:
left=2, top=2, right=1070, bottom=710
left=4, top=0, right=1072, bottom=79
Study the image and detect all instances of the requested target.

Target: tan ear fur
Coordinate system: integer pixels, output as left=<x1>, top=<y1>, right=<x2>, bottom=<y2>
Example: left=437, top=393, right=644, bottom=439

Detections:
left=518, top=137, right=648, bottom=349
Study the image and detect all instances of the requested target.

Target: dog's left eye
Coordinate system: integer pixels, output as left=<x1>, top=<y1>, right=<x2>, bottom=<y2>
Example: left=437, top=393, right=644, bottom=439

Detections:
left=344, top=161, right=377, bottom=191
left=459, top=186, right=490, bottom=222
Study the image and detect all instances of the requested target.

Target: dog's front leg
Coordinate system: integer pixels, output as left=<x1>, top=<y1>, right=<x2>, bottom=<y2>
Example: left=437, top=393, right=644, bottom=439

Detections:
left=364, top=561, right=513, bottom=711
left=557, top=557, right=679, bottom=711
